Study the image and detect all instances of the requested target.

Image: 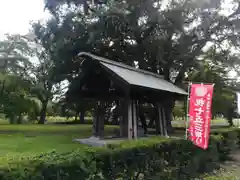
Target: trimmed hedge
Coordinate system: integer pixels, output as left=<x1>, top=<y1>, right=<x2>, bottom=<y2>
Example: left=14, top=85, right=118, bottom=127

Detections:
left=0, top=128, right=240, bottom=180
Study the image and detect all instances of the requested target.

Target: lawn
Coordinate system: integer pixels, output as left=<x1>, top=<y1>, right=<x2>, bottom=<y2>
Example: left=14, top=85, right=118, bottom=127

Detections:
left=0, top=124, right=116, bottom=158
left=0, top=117, right=232, bottom=157
left=0, top=117, right=233, bottom=165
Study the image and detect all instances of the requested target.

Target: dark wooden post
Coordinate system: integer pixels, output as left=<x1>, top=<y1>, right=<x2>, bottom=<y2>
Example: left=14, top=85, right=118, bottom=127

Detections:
left=92, top=102, right=100, bottom=137
left=161, top=106, right=168, bottom=137
left=98, top=102, right=105, bottom=138
left=132, top=100, right=138, bottom=139
left=155, top=103, right=163, bottom=135
left=127, top=100, right=133, bottom=139
left=119, top=100, right=127, bottom=137
left=92, top=101, right=105, bottom=138
left=155, top=103, right=168, bottom=137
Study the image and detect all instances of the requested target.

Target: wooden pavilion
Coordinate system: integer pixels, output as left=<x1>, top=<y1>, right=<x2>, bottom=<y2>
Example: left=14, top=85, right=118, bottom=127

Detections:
left=70, top=52, right=187, bottom=142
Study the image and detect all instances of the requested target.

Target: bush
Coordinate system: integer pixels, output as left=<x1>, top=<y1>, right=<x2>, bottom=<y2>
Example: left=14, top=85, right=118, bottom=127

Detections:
left=0, top=128, right=239, bottom=180
left=97, top=136, right=222, bottom=179
left=211, top=128, right=238, bottom=160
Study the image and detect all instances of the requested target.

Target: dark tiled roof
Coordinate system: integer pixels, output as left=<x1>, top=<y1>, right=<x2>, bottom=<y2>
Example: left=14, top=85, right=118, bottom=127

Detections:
left=78, top=52, right=187, bottom=95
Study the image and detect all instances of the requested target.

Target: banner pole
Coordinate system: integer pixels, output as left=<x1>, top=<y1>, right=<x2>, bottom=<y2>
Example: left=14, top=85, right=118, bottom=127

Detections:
left=185, top=82, right=191, bottom=140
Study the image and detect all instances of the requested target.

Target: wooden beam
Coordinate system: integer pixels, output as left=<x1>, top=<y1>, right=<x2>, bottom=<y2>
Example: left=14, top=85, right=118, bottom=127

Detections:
left=158, top=104, right=163, bottom=136
left=92, top=101, right=105, bottom=138
left=132, top=100, right=138, bottom=139
left=98, top=101, right=105, bottom=138
left=92, top=101, right=100, bottom=137
left=161, top=107, right=168, bottom=137
left=128, top=100, right=133, bottom=139
left=120, top=100, right=129, bottom=138
left=155, top=103, right=161, bottom=135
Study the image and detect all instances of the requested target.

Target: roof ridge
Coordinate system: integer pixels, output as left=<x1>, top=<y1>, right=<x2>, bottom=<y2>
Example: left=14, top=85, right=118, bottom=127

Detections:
left=78, top=52, right=164, bottom=79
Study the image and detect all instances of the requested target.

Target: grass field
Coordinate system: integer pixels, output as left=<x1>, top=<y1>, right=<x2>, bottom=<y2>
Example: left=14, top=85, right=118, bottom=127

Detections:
left=0, top=117, right=233, bottom=162
left=0, top=124, right=116, bottom=158
left=0, top=117, right=232, bottom=157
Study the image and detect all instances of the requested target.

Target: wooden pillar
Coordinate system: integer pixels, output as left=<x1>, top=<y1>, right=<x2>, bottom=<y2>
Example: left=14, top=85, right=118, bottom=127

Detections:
left=132, top=100, right=138, bottom=139
left=92, top=101, right=105, bottom=138
left=92, top=102, right=100, bottom=137
left=119, top=100, right=124, bottom=137
left=156, top=103, right=169, bottom=137
left=119, top=116, right=124, bottom=137
left=120, top=100, right=138, bottom=139
left=128, top=100, right=133, bottom=139
left=155, top=103, right=162, bottom=135
left=120, top=100, right=129, bottom=137
left=161, top=106, right=168, bottom=137
left=98, top=102, right=105, bottom=138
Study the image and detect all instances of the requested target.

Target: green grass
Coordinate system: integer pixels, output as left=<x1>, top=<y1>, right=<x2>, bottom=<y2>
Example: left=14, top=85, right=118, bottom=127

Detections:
left=0, top=116, right=232, bottom=164
left=0, top=124, right=116, bottom=158
left=0, top=116, right=231, bottom=158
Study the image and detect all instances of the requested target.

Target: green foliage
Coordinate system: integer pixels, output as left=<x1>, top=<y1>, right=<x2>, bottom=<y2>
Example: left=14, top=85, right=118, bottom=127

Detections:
left=212, top=129, right=238, bottom=160
left=187, top=60, right=236, bottom=118
left=42, top=0, right=240, bottom=86
left=0, top=34, right=39, bottom=123
left=0, top=73, right=38, bottom=123
left=0, top=34, right=33, bottom=74
left=0, top=128, right=239, bottom=180
left=173, top=101, right=185, bottom=118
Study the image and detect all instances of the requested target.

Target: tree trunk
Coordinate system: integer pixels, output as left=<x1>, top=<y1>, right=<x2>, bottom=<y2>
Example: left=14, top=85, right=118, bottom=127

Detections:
left=148, top=105, right=158, bottom=128
left=138, top=105, right=147, bottom=134
left=139, top=112, right=147, bottom=134
left=9, top=115, right=16, bottom=124
left=148, top=118, right=155, bottom=128
left=75, top=111, right=78, bottom=121
left=38, top=100, right=48, bottom=124
left=17, top=115, right=23, bottom=124
left=79, top=110, right=85, bottom=124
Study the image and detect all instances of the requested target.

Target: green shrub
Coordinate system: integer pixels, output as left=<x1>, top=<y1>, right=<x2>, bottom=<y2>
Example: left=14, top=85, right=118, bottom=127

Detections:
left=233, top=128, right=240, bottom=147
left=0, top=150, right=98, bottom=180
left=212, top=128, right=238, bottom=160
left=0, top=128, right=239, bottom=180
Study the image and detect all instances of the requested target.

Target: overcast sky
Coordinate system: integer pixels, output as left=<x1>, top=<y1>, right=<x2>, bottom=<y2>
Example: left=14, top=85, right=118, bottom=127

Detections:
left=0, top=0, right=49, bottom=37
left=0, top=0, right=234, bottom=36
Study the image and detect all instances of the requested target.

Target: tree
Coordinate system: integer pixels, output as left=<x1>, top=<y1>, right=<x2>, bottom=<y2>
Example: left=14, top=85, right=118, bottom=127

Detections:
left=27, top=40, right=58, bottom=124
left=0, top=74, right=36, bottom=124
left=43, top=0, right=240, bottom=79
left=0, top=34, right=36, bottom=124
left=187, top=53, right=237, bottom=126
left=64, top=82, right=95, bottom=123
left=41, top=0, right=240, bottom=131
left=0, top=34, right=33, bottom=75
left=26, top=28, right=70, bottom=124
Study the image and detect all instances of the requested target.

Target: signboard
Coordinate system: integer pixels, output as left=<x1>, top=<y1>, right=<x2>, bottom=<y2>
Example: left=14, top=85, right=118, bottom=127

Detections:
left=188, top=84, right=214, bottom=149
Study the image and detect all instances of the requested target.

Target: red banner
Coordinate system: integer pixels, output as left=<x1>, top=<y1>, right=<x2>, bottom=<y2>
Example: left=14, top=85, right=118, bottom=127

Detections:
left=188, top=84, right=214, bottom=149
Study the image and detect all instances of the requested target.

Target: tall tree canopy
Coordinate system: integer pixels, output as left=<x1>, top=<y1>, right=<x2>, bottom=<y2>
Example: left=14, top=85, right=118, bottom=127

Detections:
left=24, top=31, right=65, bottom=124
left=0, top=34, right=37, bottom=123
left=41, top=0, right=240, bottom=85
left=0, top=34, right=33, bottom=75
left=30, top=0, right=240, bottom=130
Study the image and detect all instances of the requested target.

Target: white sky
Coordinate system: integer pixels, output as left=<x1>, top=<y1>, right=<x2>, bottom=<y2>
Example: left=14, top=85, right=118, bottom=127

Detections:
left=0, top=0, right=49, bottom=37
left=0, top=0, right=234, bottom=36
